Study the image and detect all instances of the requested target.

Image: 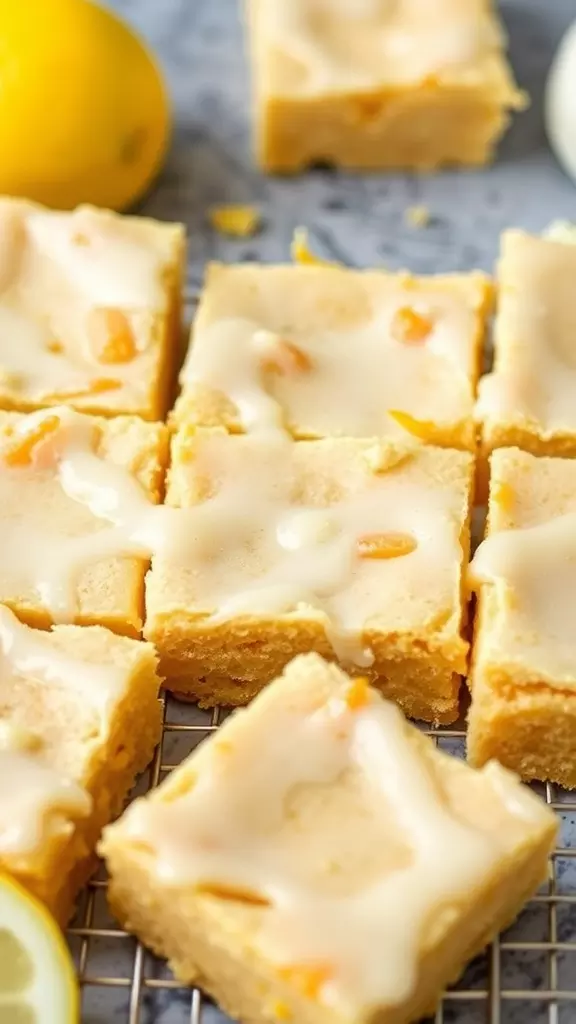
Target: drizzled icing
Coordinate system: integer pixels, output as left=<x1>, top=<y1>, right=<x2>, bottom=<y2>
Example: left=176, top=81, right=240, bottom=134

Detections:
left=469, top=501, right=576, bottom=684
left=120, top=660, right=547, bottom=1013
left=0, top=604, right=127, bottom=724
left=179, top=266, right=487, bottom=440
left=0, top=199, right=180, bottom=408
left=260, top=0, right=505, bottom=92
left=0, top=407, right=178, bottom=622
left=156, top=432, right=466, bottom=667
left=0, top=721, right=91, bottom=858
left=477, top=230, right=576, bottom=435
left=2, top=411, right=466, bottom=666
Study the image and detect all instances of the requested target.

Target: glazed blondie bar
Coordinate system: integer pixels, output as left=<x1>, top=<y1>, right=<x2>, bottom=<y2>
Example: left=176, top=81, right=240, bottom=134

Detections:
left=0, top=198, right=184, bottom=421
left=0, top=406, right=168, bottom=636
left=248, top=0, right=525, bottom=172
left=102, top=654, right=556, bottom=1024
left=172, top=261, right=492, bottom=451
left=0, top=604, right=162, bottom=922
left=145, top=427, right=473, bottom=722
left=469, top=447, right=576, bottom=788
left=478, top=228, right=576, bottom=462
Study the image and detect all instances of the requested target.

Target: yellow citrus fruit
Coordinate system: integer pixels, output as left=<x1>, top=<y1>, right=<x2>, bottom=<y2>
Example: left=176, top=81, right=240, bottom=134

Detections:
left=0, top=0, right=170, bottom=211
left=0, top=872, right=78, bottom=1022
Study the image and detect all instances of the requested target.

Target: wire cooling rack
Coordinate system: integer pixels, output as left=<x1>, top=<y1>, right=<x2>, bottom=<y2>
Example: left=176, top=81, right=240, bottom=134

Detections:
left=67, top=691, right=576, bottom=1024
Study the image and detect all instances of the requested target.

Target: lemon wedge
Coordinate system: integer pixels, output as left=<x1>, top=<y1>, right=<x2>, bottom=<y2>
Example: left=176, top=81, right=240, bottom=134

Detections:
left=0, top=873, right=78, bottom=1022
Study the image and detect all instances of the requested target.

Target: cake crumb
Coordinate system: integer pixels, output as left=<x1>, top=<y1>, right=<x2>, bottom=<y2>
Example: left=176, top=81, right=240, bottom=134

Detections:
left=364, top=440, right=415, bottom=474
left=405, top=204, right=431, bottom=229
left=208, top=204, right=261, bottom=238
left=291, top=227, right=336, bottom=267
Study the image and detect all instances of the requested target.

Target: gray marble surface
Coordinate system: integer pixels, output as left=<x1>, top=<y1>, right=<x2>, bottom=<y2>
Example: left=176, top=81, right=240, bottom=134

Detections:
left=78, top=1, right=576, bottom=1021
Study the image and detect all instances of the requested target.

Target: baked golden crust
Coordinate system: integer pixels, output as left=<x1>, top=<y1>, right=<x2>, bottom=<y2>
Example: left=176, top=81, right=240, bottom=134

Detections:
left=146, top=428, right=473, bottom=722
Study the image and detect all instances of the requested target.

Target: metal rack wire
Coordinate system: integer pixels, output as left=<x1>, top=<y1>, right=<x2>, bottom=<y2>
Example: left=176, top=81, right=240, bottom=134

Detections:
left=67, top=693, right=576, bottom=1024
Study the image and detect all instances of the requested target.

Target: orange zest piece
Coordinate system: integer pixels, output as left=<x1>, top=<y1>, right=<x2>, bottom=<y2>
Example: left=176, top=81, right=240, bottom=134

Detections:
left=357, top=531, right=417, bottom=560
left=89, top=377, right=122, bottom=393
left=89, top=307, right=137, bottom=364
left=3, top=414, right=61, bottom=467
left=391, top=306, right=432, bottom=344
left=291, top=228, right=336, bottom=267
left=345, top=677, right=370, bottom=710
left=493, top=480, right=515, bottom=514
left=278, top=963, right=333, bottom=1002
left=388, top=409, right=436, bottom=442
left=208, top=204, right=261, bottom=238
left=196, top=882, right=270, bottom=908
left=261, top=338, right=312, bottom=376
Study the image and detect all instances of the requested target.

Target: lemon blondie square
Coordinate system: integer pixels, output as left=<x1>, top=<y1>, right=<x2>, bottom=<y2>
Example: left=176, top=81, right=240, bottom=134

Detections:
left=0, top=198, right=185, bottom=421
left=469, top=447, right=576, bottom=788
left=101, top=654, right=556, bottom=1024
left=0, top=604, right=162, bottom=923
left=248, top=0, right=525, bottom=173
left=145, top=427, right=473, bottom=722
left=172, top=261, right=492, bottom=451
left=478, top=228, right=576, bottom=462
left=0, top=406, right=168, bottom=637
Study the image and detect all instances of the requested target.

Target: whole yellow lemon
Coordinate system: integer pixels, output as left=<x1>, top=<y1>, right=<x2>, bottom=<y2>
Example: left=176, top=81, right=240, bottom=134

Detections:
left=0, top=0, right=170, bottom=210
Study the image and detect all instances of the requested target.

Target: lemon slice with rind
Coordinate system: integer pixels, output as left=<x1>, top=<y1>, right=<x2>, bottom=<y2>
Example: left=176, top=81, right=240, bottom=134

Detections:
left=0, top=873, right=78, bottom=1022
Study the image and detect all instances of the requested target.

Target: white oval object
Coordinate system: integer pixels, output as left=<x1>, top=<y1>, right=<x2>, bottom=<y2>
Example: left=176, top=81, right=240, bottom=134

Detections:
left=546, top=19, right=576, bottom=184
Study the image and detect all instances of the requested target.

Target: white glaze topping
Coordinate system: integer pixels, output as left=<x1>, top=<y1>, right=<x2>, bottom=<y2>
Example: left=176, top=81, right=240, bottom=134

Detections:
left=260, top=0, right=504, bottom=91
left=0, top=407, right=179, bottom=621
left=477, top=229, right=576, bottom=434
left=157, top=432, right=466, bottom=667
left=0, top=721, right=91, bottom=857
left=181, top=268, right=483, bottom=439
left=0, top=410, right=465, bottom=667
left=469, top=510, right=576, bottom=683
left=121, top=667, right=545, bottom=1013
left=0, top=604, right=127, bottom=725
left=0, top=198, right=179, bottom=407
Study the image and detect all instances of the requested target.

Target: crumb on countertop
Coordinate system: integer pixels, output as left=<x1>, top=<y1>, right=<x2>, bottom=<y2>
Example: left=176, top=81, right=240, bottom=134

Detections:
left=208, top=204, right=261, bottom=238
left=291, top=227, right=337, bottom=266
left=405, top=204, right=431, bottom=228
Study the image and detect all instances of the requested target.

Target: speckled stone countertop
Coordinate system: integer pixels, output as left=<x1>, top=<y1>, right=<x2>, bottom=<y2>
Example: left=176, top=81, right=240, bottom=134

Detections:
left=78, top=2, right=576, bottom=1022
